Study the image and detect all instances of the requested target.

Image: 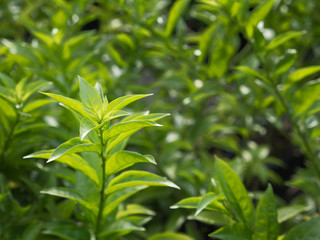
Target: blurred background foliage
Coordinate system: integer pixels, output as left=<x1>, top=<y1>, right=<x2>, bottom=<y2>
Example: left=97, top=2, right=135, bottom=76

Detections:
left=1, top=0, right=320, bottom=239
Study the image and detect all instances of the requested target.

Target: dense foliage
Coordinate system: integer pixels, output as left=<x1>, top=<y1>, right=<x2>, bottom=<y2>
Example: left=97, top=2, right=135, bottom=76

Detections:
left=1, top=0, right=320, bottom=239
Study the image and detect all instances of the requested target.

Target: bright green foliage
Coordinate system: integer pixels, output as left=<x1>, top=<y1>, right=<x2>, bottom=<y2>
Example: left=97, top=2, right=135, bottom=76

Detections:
left=25, top=76, right=177, bottom=239
left=2, top=0, right=320, bottom=239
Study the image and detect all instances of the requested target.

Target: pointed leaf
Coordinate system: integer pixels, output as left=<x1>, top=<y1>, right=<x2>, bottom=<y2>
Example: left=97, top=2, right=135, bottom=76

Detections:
left=23, top=99, right=55, bottom=113
left=21, top=221, right=43, bottom=240
left=41, top=92, right=89, bottom=118
left=253, top=184, right=279, bottom=240
left=289, top=66, right=320, bottom=83
left=24, top=150, right=99, bottom=186
left=195, top=192, right=220, bottom=216
left=78, top=76, right=102, bottom=114
left=283, top=217, right=320, bottom=240
left=0, top=72, right=16, bottom=88
left=248, top=0, right=274, bottom=27
left=215, top=157, right=255, bottom=228
left=105, top=151, right=156, bottom=175
left=105, top=170, right=180, bottom=195
left=266, top=31, right=304, bottom=51
left=48, top=137, right=100, bottom=162
left=123, top=112, right=170, bottom=122
left=41, top=187, right=98, bottom=215
left=23, top=80, right=49, bottom=101
left=277, top=204, right=310, bottom=223
left=79, top=117, right=100, bottom=140
left=104, top=94, right=152, bottom=118
left=98, top=219, right=144, bottom=238
left=149, top=232, right=195, bottom=240
left=103, top=186, right=147, bottom=217
left=103, top=120, right=161, bottom=142
left=106, top=130, right=135, bottom=154
left=165, top=0, right=191, bottom=37
left=170, top=196, right=226, bottom=213
left=209, top=222, right=252, bottom=240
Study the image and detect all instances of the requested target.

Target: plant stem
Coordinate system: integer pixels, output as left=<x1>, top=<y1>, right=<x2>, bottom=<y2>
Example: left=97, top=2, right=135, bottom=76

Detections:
left=95, top=128, right=107, bottom=238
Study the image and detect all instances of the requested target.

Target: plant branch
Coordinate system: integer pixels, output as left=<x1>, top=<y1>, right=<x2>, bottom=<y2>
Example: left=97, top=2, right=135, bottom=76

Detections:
left=95, top=128, right=107, bottom=238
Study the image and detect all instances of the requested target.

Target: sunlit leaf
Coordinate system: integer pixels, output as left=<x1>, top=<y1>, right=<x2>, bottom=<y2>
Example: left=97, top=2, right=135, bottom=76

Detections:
left=78, top=76, right=102, bottom=115
left=24, top=150, right=99, bottom=186
left=266, top=31, right=304, bottom=51
left=105, top=151, right=156, bottom=175
left=105, top=170, right=180, bottom=195
left=41, top=92, right=89, bottom=118
left=41, top=187, right=98, bottom=215
left=48, top=137, right=100, bottom=162
left=165, top=0, right=191, bottom=37
left=215, top=157, right=254, bottom=228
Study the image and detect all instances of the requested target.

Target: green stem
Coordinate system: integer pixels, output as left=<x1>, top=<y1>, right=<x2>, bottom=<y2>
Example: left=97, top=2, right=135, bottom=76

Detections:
left=95, top=128, right=107, bottom=238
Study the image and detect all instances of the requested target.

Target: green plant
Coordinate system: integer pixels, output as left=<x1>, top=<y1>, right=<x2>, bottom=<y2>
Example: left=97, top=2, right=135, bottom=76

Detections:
left=172, top=157, right=320, bottom=239
left=25, top=76, right=179, bottom=239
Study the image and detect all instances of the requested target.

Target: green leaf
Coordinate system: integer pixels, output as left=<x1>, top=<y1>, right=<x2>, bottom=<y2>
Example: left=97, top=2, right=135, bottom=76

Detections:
left=22, top=80, right=49, bottom=102
left=117, top=204, right=155, bottom=218
left=165, top=0, right=191, bottom=37
left=78, top=76, right=102, bottom=115
left=23, top=99, right=55, bottom=113
left=149, top=232, right=195, bottom=240
left=24, top=150, right=99, bottom=186
left=48, top=137, right=100, bottom=162
left=209, top=222, right=252, bottom=240
left=41, top=92, right=89, bottom=118
left=103, top=186, right=148, bottom=217
left=253, top=184, right=279, bottom=240
left=236, top=66, right=269, bottom=84
left=79, top=117, right=100, bottom=140
left=0, top=72, right=16, bottom=88
left=105, top=170, right=180, bottom=195
left=0, top=86, right=16, bottom=103
left=283, top=217, right=320, bottom=240
left=104, top=94, right=152, bottom=118
left=266, top=31, right=304, bottom=51
left=98, top=219, right=144, bottom=238
left=105, top=151, right=156, bottom=175
left=289, top=66, right=320, bottom=83
left=277, top=204, right=311, bottom=223
left=21, top=222, right=43, bottom=240
left=41, top=187, right=98, bottom=215
left=198, top=24, right=217, bottom=63
left=248, top=0, right=274, bottom=26
left=123, top=112, right=170, bottom=122
left=42, top=222, right=90, bottom=240
left=170, top=196, right=226, bottom=213
left=195, top=192, right=220, bottom=216
left=188, top=211, right=233, bottom=226
left=214, top=157, right=255, bottom=228
left=246, top=0, right=274, bottom=38
left=103, top=120, right=161, bottom=142
left=275, top=50, right=297, bottom=75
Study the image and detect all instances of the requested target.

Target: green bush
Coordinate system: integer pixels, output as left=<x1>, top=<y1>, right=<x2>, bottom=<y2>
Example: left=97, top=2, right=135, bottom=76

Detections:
left=1, top=0, right=320, bottom=239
